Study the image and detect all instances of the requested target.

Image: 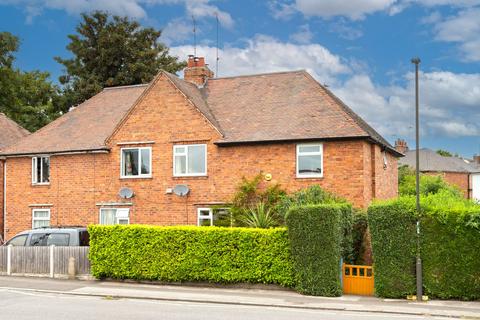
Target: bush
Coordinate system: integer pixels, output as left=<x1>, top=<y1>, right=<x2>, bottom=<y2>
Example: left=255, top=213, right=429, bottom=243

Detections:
left=286, top=204, right=344, bottom=296
left=88, top=225, right=294, bottom=287
left=368, top=197, right=417, bottom=298
left=351, top=209, right=371, bottom=265
left=398, top=168, right=462, bottom=198
left=230, top=174, right=286, bottom=227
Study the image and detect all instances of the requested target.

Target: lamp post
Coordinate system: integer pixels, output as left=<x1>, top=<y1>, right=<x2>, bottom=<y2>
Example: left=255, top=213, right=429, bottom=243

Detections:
left=411, top=57, right=422, bottom=302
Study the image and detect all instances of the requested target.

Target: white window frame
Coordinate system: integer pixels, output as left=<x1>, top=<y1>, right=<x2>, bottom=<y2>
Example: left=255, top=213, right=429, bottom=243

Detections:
left=120, top=147, right=152, bottom=179
left=31, top=156, right=50, bottom=185
left=32, top=208, right=51, bottom=229
left=296, top=143, right=324, bottom=178
left=99, top=208, right=130, bottom=225
left=173, top=144, right=207, bottom=177
left=197, top=208, right=213, bottom=226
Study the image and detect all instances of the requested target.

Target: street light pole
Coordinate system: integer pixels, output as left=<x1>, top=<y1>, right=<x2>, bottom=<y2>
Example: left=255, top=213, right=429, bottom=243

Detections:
left=411, top=57, right=422, bottom=302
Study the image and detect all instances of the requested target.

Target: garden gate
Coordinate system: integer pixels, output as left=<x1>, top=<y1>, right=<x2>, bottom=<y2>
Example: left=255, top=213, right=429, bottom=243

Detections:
left=342, top=263, right=374, bottom=296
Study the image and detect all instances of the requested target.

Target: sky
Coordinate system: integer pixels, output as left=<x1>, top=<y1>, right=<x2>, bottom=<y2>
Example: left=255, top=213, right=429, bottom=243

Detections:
left=0, top=0, right=479, bottom=157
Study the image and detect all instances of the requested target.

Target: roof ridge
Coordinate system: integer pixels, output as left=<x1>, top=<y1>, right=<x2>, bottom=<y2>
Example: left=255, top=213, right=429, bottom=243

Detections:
left=0, top=112, right=30, bottom=135
left=103, top=83, right=149, bottom=90
left=163, top=71, right=224, bottom=137
left=208, top=69, right=306, bottom=81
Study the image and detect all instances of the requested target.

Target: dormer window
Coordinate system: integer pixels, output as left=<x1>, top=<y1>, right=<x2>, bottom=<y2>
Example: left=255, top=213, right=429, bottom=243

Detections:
left=32, top=156, right=50, bottom=185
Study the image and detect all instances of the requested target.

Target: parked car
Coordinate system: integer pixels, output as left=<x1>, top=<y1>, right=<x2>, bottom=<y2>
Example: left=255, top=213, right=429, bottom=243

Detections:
left=4, top=227, right=89, bottom=246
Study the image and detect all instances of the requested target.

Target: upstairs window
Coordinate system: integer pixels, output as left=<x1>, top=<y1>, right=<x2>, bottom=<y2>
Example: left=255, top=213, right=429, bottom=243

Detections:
left=173, top=144, right=207, bottom=176
left=32, top=156, right=50, bottom=184
left=121, top=147, right=151, bottom=178
left=296, top=144, right=323, bottom=178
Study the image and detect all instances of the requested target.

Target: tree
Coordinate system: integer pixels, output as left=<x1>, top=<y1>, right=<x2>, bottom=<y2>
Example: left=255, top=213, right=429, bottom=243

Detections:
left=55, top=11, right=186, bottom=111
left=0, top=32, right=60, bottom=132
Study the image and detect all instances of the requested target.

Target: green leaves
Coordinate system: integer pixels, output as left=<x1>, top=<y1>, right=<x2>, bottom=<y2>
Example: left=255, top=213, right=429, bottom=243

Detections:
left=0, top=32, right=61, bottom=132
left=88, top=225, right=294, bottom=287
left=286, top=204, right=349, bottom=296
left=55, top=11, right=186, bottom=112
left=368, top=195, right=480, bottom=300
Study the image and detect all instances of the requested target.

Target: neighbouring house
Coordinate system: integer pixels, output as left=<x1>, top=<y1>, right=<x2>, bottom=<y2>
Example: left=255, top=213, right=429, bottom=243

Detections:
left=0, top=113, right=29, bottom=240
left=0, top=56, right=401, bottom=239
left=396, top=139, right=480, bottom=201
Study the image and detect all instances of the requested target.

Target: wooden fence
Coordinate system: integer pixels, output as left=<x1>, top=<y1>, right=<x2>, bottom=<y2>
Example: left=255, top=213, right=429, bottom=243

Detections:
left=0, top=245, right=90, bottom=277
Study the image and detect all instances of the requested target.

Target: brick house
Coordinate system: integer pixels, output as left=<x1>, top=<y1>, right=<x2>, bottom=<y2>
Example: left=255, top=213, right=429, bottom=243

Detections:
left=396, top=140, right=480, bottom=201
left=0, top=113, right=29, bottom=240
left=0, top=56, right=401, bottom=239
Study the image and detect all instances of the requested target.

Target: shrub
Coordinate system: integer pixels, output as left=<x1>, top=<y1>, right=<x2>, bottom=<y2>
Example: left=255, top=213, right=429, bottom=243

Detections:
left=368, top=197, right=417, bottom=298
left=88, top=225, right=294, bottom=286
left=230, top=173, right=286, bottom=227
left=240, top=202, right=277, bottom=228
left=286, top=204, right=343, bottom=296
left=398, top=169, right=462, bottom=198
left=351, top=209, right=371, bottom=265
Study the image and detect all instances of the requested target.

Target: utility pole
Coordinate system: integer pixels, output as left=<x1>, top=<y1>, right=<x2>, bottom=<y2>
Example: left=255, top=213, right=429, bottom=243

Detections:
left=411, top=57, right=422, bottom=302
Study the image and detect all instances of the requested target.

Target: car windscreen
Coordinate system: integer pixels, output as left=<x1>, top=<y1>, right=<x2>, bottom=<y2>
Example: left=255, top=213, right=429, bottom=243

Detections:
left=7, top=234, right=28, bottom=246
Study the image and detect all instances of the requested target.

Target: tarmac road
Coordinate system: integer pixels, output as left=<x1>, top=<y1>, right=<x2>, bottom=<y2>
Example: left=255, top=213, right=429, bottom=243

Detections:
left=0, top=289, right=450, bottom=320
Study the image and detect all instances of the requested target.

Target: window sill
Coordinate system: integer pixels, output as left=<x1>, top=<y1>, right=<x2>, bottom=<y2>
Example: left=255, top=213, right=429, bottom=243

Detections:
left=173, top=175, right=208, bottom=180
left=120, top=176, right=153, bottom=180
left=31, top=183, right=50, bottom=186
left=296, top=175, right=324, bottom=180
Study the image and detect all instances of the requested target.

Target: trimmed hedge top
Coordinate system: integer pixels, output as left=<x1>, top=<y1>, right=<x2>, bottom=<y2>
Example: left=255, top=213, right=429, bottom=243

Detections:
left=88, top=225, right=294, bottom=287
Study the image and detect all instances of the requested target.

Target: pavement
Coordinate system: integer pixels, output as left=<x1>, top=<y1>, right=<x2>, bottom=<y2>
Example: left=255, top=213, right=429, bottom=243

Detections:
left=0, top=276, right=479, bottom=319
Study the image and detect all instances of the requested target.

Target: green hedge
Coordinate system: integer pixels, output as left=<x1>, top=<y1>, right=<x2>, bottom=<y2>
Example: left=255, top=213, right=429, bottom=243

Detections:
left=368, top=193, right=480, bottom=300
left=420, top=195, right=480, bottom=300
left=286, top=204, right=344, bottom=296
left=368, top=198, right=417, bottom=298
left=88, top=225, right=294, bottom=286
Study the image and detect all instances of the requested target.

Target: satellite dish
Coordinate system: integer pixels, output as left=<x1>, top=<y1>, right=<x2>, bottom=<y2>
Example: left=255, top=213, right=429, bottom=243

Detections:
left=119, top=187, right=134, bottom=199
left=173, top=184, right=190, bottom=197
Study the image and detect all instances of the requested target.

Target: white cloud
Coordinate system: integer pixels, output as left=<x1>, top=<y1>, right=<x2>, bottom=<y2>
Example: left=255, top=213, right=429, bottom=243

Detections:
left=432, top=7, right=480, bottom=61
left=0, top=0, right=147, bottom=21
left=294, top=0, right=398, bottom=20
left=334, top=71, right=480, bottom=138
left=289, top=24, right=313, bottom=44
left=160, top=18, right=193, bottom=45
left=0, top=0, right=234, bottom=27
left=171, top=35, right=480, bottom=139
left=170, top=35, right=350, bottom=83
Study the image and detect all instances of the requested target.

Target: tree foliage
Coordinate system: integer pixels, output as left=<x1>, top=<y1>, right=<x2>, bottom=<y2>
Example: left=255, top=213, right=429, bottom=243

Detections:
left=398, top=165, right=463, bottom=198
left=55, top=11, right=186, bottom=111
left=0, top=32, right=60, bottom=132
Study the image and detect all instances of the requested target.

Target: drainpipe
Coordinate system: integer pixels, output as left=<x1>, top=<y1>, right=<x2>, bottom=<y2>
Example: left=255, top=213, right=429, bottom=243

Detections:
left=3, top=160, right=6, bottom=242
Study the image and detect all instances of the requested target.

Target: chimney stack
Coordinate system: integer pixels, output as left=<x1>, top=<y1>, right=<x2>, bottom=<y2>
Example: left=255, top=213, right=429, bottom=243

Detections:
left=184, top=55, right=214, bottom=86
left=394, top=138, right=409, bottom=154
left=474, top=154, right=480, bottom=164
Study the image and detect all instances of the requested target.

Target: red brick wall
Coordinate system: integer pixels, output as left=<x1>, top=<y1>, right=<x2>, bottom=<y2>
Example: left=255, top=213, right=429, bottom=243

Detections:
left=3, top=74, right=399, bottom=239
left=425, top=171, right=470, bottom=198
